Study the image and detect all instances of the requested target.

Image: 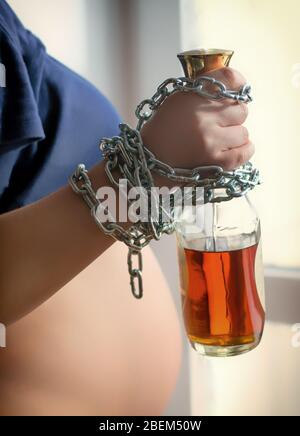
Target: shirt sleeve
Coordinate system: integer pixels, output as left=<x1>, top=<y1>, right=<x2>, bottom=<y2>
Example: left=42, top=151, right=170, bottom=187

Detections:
left=0, top=0, right=121, bottom=214
left=0, top=21, right=45, bottom=154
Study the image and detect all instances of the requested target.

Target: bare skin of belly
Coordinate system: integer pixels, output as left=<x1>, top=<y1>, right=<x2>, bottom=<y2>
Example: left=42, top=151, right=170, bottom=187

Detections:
left=0, top=243, right=182, bottom=416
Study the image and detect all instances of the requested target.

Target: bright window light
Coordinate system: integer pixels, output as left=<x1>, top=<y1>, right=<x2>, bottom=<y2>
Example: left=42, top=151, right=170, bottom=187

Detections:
left=180, top=0, right=300, bottom=268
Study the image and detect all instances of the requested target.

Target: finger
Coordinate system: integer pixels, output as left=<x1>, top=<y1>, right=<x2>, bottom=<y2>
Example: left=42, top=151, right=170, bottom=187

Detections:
left=215, top=141, right=255, bottom=170
left=211, top=125, right=249, bottom=150
left=216, top=102, right=248, bottom=127
left=204, top=67, right=247, bottom=90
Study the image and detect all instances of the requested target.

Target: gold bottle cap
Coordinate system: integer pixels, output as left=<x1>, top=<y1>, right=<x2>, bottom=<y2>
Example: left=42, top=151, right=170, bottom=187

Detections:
left=177, top=48, right=234, bottom=78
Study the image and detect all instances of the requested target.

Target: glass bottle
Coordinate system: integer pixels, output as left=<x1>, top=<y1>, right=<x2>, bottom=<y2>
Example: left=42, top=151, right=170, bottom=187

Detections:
left=175, top=49, right=265, bottom=357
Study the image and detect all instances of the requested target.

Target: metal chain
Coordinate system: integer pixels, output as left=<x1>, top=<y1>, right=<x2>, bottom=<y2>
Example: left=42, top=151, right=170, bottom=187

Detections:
left=135, top=76, right=252, bottom=130
left=69, top=75, right=258, bottom=299
left=100, top=123, right=259, bottom=203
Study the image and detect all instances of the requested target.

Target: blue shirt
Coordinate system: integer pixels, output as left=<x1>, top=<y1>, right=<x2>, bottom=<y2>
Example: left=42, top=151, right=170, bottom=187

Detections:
left=0, top=0, right=121, bottom=213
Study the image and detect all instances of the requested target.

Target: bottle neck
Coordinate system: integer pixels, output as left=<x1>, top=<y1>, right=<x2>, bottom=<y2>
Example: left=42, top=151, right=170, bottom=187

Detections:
left=175, top=194, right=260, bottom=252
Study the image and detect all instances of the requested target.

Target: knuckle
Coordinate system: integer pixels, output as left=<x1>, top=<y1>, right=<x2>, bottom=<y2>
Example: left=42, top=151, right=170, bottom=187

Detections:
left=220, top=67, right=246, bottom=89
left=235, top=143, right=252, bottom=167
left=201, top=132, right=213, bottom=151
left=214, top=155, right=231, bottom=170
left=236, top=150, right=246, bottom=168
left=247, top=142, right=255, bottom=159
left=218, top=143, right=253, bottom=171
left=241, top=126, right=249, bottom=143
left=240, top=103, right=248, bottom=120
left=211, top=148, right=222, bottom=163
left=221, top=67, right=235, bottom=82
left=198, top=122, right=214, bottom=151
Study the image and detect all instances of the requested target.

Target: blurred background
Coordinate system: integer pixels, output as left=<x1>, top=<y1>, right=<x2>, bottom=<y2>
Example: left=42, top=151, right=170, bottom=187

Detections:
left=8, top=0, right=300, bottom=415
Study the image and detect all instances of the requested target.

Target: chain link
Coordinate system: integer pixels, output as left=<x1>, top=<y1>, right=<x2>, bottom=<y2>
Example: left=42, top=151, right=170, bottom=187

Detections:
left=135, top=76, right=252, bottom=130
left=69, top=75, right=258, bottom=299
left=127, top=250, right=143, bottom=299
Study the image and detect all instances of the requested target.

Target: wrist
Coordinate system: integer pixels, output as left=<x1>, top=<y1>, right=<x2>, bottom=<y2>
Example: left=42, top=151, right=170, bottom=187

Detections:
left=86, top=162, right=132, bottom=230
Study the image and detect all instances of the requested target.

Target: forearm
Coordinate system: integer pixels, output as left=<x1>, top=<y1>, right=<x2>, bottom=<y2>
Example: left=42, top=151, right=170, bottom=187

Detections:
left=0, top=162, right=119, bottom=324
left=0, top=67, right=252, bottom=325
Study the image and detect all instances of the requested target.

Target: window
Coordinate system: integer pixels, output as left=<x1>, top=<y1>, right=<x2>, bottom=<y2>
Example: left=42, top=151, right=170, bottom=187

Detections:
left=180, top=0, right=300, bottom=268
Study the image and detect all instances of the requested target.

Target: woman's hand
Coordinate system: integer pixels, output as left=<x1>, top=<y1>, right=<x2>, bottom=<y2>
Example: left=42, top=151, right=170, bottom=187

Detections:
left=141, top=67, right=253, bottom=172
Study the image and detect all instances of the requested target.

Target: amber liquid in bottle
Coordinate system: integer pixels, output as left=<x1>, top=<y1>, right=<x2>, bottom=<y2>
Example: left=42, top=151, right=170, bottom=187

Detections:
left=180, top=243, right=265, bottom=353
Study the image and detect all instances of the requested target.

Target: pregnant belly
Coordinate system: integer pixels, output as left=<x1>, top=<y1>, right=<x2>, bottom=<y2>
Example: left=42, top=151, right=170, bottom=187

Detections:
left=0, top=243, right=182, bottom=416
